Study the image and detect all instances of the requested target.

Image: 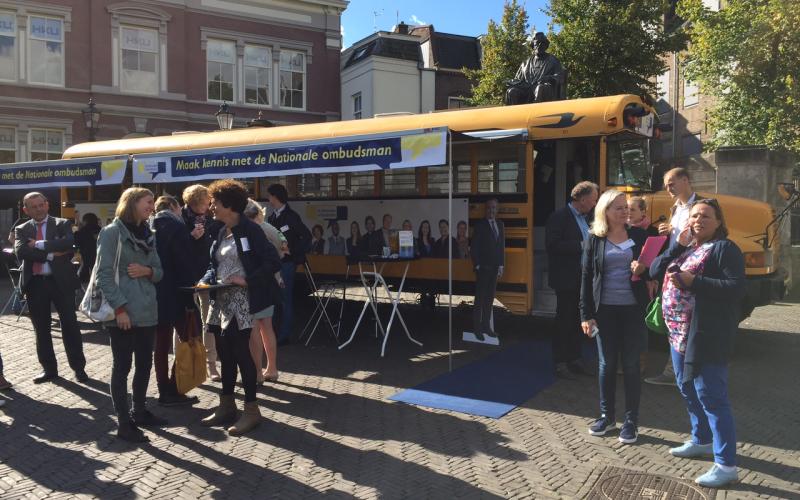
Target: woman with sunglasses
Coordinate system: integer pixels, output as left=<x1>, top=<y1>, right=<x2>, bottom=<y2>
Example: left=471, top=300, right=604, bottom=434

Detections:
left=649, top=198, right=745, bottom=488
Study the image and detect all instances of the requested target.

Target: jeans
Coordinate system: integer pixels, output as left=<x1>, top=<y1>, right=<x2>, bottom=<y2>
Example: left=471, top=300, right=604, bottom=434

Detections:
left=109, top=326, right=155, bottom=423
left=554, top=290, right=583, bottom=363
left=216, top=320, right=257, bottom=403
left=277, top=261, right=296, bottom=342
left=595, top=304, right=645, bottom=423
left=671, top=347, right=737, bottom=466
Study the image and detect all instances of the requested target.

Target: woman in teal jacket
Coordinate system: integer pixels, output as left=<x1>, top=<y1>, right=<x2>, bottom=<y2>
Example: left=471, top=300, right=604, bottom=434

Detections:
left=96, top=187, right=164, bottom=443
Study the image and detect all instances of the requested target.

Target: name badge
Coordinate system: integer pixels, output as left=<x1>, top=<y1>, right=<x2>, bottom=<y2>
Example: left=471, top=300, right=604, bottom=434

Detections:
left=240, top=237, right=251, bottom=252
left=618, top=239, right=635, bottom=250
left=280, top=225, right=290, bottom=233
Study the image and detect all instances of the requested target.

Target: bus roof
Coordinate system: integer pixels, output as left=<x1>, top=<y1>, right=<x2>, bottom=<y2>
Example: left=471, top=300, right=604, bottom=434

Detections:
left=63, top=94, right=649, bottom=160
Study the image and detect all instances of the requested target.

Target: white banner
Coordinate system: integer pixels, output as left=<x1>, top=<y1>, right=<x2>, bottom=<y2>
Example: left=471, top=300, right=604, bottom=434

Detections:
left=121, top=27, right=158, bottom=53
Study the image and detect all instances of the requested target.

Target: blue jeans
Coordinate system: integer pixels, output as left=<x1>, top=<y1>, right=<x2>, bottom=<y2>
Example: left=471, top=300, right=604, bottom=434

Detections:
left=595, top=304, right=645, bottom=423
left=671, top=347, right=737, bottom=466
left=277, top=261, right=296, bottom=342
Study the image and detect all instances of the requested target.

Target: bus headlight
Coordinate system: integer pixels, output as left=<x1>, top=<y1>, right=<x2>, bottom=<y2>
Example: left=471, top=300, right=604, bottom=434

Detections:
left=744, top=251, right=772, bottom=268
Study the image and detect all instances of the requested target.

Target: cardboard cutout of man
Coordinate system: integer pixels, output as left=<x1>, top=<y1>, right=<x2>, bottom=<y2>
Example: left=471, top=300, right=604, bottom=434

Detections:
left=469, top=198, right=505, bottom=342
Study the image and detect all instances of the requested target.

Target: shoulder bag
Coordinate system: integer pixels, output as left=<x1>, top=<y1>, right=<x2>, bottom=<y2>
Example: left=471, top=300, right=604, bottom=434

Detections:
left=79, top=233, right=122, bottom=322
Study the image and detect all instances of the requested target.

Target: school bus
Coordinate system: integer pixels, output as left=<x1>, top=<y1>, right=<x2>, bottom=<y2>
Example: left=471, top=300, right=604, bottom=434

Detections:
left=60, top=94, right=784, bottom=317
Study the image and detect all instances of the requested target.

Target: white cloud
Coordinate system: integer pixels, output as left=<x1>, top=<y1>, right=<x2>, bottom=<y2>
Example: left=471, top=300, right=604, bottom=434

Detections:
left=410, top=14, right=426, bottom=25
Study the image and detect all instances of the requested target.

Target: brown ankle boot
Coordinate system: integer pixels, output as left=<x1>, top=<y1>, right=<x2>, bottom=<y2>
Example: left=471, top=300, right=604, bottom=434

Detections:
left=227, top=401, right=261, bottom=436
left=200, top=394, right=236, bottom=427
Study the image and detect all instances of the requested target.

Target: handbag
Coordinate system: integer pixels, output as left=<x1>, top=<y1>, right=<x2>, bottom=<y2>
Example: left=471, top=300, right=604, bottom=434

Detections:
left=79, top=233, right=121, bottom=322
left=645, top=296, right=669, bottom=335
left=174, top=309, right=207, bottom=395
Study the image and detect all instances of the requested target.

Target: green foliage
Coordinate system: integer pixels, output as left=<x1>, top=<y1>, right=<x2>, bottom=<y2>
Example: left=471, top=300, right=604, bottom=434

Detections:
left=677, top=0, right=800, bottom=155
left=464, top=0, right=530, bottom=106
left=545, top=0, right=686, bottom=99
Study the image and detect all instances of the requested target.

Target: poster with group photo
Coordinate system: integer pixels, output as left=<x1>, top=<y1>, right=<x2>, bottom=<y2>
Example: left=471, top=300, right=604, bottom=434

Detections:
left=278, top=198, right=470, bottom=259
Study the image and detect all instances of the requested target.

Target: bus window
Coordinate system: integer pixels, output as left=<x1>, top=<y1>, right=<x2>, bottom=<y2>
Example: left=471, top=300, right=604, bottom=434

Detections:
left=383, top=169, right=419, bottom=195
left=428, top=145, right=471, bottom=194
left=93, top=184, right=122, bottom=202
left=66, top=187, right=89, bottom=202
left=337, top=172, right=374, bottom=197
left=297, top=174, right=332, bottom=198
left=257, top=176, right=287, bottom=197
left=477, top=143, right=525, bottom=193
left=607, top=138, right=651, bottom=189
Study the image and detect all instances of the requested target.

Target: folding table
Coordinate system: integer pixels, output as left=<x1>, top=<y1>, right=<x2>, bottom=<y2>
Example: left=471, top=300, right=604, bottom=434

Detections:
left=338, top=256, right=422, bottom=357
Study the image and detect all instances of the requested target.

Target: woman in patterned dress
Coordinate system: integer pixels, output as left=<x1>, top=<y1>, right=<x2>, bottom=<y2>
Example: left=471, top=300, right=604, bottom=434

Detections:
left=199, top=180, right=282, bottom=436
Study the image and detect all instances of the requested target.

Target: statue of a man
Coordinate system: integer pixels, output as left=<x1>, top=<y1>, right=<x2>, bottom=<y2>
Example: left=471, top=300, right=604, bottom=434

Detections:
left=505, top=32, right=565, bottom=105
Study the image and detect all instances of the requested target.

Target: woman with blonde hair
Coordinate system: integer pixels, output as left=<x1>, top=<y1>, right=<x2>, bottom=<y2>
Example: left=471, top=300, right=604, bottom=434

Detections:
left=96, top=187, right=165, bottom=443
left=243, top=199, right=286, bottom=383
left=580, top=189, right=655, bottom=445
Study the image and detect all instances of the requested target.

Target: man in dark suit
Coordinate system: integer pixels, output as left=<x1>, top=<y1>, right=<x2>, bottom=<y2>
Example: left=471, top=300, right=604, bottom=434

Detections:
left=545, top=181, right=599, bottom=379
left=470, top=198, right=504, bottom=341
left=14, top=192, right=87, bottom=384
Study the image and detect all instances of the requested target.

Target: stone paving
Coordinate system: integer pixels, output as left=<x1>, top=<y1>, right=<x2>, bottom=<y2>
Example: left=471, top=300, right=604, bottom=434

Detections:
left=0, top=285, right=798, bottom=499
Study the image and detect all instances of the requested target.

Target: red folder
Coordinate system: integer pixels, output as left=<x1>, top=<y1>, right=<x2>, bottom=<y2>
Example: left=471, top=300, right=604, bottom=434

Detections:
left=632, top=235, right=668, bottom=281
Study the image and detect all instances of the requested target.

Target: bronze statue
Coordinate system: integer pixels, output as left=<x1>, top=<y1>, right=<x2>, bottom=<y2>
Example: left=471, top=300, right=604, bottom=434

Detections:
left=505, top=32, right=565, bottom=105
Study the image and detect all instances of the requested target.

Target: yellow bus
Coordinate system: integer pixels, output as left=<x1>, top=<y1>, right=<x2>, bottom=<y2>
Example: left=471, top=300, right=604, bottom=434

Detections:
left=60, top=94, right=784, bottom=318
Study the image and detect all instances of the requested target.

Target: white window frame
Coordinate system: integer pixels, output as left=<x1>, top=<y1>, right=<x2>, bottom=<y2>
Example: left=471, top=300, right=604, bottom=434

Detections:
left=206, top=38, right=237, bottom=103
left=278, top=49, right=306, bottom=111
left=352, top=92, right=362, bottom=119
left=119, top=25, right=160, bottom=96
left=243, top=44, right=272, bottom=107
left=0, top=125, right=17, bottom=164
left=657, top=70, right=670, bottom=103
left=27, top=14, right=64, bottom=87
left=29, top=128, right=64, bottom=161
left=0, top=11, right=16, bottom=82
left=683, top=78, right=699, bottom=107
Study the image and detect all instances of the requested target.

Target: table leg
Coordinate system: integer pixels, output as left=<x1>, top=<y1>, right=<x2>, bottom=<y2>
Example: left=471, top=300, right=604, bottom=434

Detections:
left=380, top=261, right=422, bottom=357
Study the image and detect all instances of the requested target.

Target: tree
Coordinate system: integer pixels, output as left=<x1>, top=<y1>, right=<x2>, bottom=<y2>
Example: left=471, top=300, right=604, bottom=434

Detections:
left=464, top=0, right=530, bottom=106
left=677, top=0, right=800, bottom=155
left=545, top=0, right=686, bottom=99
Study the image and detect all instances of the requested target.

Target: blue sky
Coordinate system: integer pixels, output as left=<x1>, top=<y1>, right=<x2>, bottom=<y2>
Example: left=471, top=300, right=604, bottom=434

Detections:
left=341, top=0, right=550, bottom=49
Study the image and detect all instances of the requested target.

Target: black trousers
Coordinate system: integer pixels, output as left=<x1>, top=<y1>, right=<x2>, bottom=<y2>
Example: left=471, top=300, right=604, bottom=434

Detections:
left=473, top=265, right=499, bottom=335
left=553, top=289, right=583, bottom=363
left=595, top=304, right=645, bottom=422
left=108, top=326, right=155, bottom=422
left=216, top=319, right=257, bottom=403
left=26, top=276, right=86, bottom=374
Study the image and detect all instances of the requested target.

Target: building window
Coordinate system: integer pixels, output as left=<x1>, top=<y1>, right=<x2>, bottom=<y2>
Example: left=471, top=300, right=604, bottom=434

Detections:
left=29, top=128, right=63, bottom=161
left=28, top=16, right=64, bottom=86
left=121, top=26, right=159, bottom=95
left=244, top=45, right=271, bottom=106
left=279, top=50, right=305, bottom=109
left=683, top=78, right=699, bottom=107
left=0, top=126, right=15, bottom=163
left=352, top=92, right=362, bottom=119
left=0, top=12, right=16, bottom=81
left=657, top=70, right=669, bottom=103
left=207, top=39, right=236, bottom=102
left=448, top=96, right=468, bottom=109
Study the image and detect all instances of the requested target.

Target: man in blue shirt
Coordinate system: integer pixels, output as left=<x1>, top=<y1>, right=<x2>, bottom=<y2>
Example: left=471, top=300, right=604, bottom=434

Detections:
left=545, top=181, right=599, bottom=379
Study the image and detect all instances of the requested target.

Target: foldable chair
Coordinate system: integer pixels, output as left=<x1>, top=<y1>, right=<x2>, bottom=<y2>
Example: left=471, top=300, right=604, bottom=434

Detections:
left=299, top=260, right=339, bottom=346
left=1, top=251, right=27, bottom=321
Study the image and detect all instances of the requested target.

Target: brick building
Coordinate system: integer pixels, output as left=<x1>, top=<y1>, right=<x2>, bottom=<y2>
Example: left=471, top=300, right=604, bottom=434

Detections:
left=0, top=0, right=347, bottom=226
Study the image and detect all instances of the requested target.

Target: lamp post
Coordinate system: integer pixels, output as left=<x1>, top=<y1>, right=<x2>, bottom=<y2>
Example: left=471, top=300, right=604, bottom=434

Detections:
left=215, top=101, right=235, bottom=130
left=81, top=97, right=101, bottom=141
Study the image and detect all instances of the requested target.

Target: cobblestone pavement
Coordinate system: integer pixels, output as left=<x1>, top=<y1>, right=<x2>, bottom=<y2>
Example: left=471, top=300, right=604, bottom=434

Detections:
left=0, top=284, right=798, bottom=499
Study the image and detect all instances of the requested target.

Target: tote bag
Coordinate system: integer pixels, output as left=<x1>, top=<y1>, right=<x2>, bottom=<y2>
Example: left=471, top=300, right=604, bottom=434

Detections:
left=174, top=309, right=207, bottom=395
left=79, top=234, right=121, bottom=323
left=645, top=296, right=669, bottom=335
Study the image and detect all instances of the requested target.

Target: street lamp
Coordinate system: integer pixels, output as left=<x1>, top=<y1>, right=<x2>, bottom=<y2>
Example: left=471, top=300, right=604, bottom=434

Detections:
left=215, top=101, right=235, bottom=130
left=81, top=97, right=101, bottom=141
